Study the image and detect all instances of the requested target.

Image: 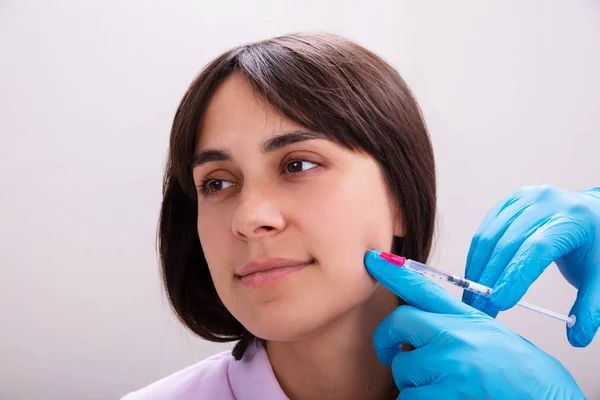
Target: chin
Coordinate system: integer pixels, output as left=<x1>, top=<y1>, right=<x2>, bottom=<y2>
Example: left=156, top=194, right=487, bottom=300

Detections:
left=224, top=271, right=378, bottom=342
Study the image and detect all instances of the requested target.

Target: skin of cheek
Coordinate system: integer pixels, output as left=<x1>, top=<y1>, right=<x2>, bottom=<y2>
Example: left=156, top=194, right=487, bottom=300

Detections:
left=196, top=208, right=238, bottom=304
left=286, top=158, right=398, bottom=334
left=196, top=158, right=400, bottom=342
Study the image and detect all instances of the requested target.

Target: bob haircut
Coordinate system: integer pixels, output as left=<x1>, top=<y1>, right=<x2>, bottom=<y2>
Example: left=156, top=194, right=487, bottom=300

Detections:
left=158, top=32, right=436, bottom=360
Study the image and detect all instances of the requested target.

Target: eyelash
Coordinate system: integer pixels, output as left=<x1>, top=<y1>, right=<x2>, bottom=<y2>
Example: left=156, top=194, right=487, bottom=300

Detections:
left=196, top=157, right=321, bottom=197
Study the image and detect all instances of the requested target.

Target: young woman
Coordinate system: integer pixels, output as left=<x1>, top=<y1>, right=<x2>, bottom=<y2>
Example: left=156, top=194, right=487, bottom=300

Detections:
left=122, top=32, right=588, bottom=399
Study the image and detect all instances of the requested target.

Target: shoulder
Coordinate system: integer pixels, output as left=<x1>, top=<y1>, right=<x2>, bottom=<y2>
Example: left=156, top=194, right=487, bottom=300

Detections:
left=120, top=350, right=236, bottom=400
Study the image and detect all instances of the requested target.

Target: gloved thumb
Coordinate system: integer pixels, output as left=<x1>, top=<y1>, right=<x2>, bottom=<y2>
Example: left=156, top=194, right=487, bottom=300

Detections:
left=567, top=267, right=600, bottom=347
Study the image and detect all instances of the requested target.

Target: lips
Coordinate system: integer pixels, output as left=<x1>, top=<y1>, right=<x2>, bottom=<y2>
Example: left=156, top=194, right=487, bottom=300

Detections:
left=237, top=257, right=313, bottom=288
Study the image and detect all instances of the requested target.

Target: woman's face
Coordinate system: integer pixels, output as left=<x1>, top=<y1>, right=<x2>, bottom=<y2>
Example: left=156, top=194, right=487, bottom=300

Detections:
left=193, top=72, right=403, bottom=341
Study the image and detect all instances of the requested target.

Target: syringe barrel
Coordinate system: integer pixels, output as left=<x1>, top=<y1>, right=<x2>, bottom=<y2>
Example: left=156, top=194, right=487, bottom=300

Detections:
left=448, top=276, right=492, bottom=297
left=404, top=259, right=492, bottom=297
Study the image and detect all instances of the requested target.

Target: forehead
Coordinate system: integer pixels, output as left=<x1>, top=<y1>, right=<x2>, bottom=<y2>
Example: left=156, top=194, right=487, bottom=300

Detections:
left=196, top=72, right=301, bottom=151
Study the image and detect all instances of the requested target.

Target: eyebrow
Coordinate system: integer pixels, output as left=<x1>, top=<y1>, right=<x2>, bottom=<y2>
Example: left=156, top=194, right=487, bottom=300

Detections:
left=192, top=129, right=328, bottom=168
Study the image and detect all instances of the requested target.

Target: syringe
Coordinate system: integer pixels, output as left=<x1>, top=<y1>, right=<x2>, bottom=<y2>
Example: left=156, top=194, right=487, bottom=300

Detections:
left=377, top=251, right=576, bottom=328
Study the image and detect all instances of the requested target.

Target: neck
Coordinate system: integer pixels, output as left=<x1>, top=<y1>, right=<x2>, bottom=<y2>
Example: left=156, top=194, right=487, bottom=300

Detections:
left=266, top=286, right=400, bottom=400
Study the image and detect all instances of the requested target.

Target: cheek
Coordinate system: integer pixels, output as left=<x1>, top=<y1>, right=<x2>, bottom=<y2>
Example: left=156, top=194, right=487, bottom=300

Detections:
left=302, top=177, right=395, bottom=252
left=197, top=206, right=233, bottom=284
left=295, top=175, right=396, bottom=296
left=197, top=206, right=226, bottom=249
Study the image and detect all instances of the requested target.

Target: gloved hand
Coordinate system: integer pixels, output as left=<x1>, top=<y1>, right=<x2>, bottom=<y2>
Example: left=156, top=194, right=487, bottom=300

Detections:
left=462, top=185, right=600, bottom=347
left=364, top=250, right=585, bottom=400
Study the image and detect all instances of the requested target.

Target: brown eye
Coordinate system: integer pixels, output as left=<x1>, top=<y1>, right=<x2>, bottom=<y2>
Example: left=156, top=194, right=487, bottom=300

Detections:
left=206, top=180, right=223, bottom=192
left=198, top=179, right=234, bottom=196
left=284, top=159, right=319, bottom=175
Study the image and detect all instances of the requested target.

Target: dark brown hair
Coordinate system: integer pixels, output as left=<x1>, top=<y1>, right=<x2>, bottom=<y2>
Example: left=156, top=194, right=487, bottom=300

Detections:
left=158, top=32, right=436, bottom=360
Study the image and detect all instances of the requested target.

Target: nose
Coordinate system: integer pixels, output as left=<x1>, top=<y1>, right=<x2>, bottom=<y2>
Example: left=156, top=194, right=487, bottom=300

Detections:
left=232, top=185, right=286, bottom=241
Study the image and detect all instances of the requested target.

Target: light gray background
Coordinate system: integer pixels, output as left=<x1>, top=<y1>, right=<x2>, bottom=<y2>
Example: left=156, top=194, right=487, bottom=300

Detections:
left=1, top=1, right=599, bottom=399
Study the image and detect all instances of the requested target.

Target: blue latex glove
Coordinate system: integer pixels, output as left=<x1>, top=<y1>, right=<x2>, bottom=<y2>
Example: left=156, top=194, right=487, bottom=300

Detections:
left=364, top=250, right=585, bottom=400
left=462, top=185, right=600, bottom=347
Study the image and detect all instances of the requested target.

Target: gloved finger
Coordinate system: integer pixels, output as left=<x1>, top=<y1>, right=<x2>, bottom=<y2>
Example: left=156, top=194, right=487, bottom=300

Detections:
left=462, top=193, right=530, bottom=306
left=469, top=205, right=554, bottom=313
left=365, top=250, right=472, bottom=315
left=568, top=269, right=600, bottom=347
left=464, top=192, right=517, bottom=280
left=372, top=305, right=438, bottom=364
left=391, top=347, right=438, bottom=390
left=399, top=384, right=452, bottom=400
left=489, top=216, right=588, bottom=310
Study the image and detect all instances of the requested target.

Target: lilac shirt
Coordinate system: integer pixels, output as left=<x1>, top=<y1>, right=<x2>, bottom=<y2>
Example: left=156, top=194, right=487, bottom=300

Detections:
left=121, top=343, right=289, bottom=400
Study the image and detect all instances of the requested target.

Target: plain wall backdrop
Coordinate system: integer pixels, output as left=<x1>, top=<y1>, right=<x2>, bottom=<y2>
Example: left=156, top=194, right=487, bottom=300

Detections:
left=1, top=1, right=599, bottom=399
